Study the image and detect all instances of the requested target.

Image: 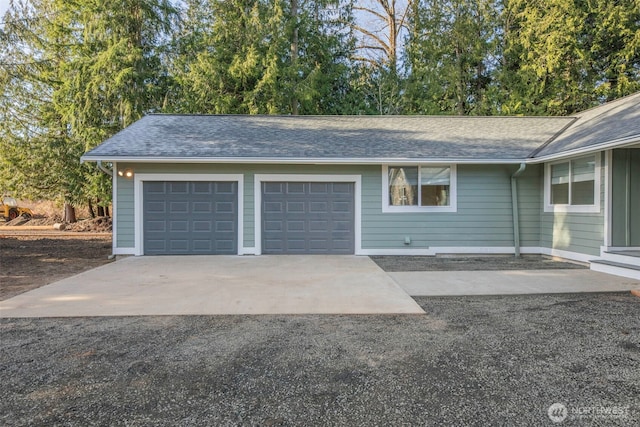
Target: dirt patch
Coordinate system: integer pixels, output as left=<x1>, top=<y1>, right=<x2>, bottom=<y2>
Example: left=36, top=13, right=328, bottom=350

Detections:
left=370, top=255, right=587, bottom=271
left=1, top=216, right=112, bottom=232
left=0, top=232, right=113, bottom=300
left=65, top=217, right=112, bottom=233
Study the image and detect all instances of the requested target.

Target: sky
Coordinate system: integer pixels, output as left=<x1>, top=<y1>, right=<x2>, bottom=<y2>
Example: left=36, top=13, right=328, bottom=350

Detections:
left=0, top=0, right=8, bottom=18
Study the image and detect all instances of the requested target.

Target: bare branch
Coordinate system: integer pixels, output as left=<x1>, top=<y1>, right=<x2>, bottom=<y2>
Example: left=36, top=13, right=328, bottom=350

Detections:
left=351, top=24, right=390, bottom=54
left=353, top=6, right=388, bottom=23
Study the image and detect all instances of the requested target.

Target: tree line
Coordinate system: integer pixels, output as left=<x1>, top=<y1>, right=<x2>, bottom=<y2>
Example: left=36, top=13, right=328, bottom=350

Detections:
left=1, top=0, right=638, bottom=217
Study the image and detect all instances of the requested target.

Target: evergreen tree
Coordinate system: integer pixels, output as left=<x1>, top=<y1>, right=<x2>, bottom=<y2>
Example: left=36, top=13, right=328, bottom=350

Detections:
left=169, top=0, right=358, bottom=115
left=500, top=0, right=640, bottom=115
left=0, top=0, right=177, bottom=216
left=404, top=0, right=499, bottom=115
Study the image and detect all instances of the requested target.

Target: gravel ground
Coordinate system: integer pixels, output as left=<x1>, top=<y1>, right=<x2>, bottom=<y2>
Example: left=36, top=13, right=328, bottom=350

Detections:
left=370, top=255, right=587, bottom=272
left=1, top=293, right=638, bottom=426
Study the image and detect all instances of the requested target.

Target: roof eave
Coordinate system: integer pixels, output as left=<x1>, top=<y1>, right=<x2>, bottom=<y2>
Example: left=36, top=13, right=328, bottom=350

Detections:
left=528, top=134, right=640, bottom=163
left=80, top=155, right=527, bottom=165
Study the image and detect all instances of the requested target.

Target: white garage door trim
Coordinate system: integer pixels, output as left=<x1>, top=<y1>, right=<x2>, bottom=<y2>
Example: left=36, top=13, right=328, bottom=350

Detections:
left=134, top=174, right=244, bottom=256
left=254, top=174, right=362, bottom=255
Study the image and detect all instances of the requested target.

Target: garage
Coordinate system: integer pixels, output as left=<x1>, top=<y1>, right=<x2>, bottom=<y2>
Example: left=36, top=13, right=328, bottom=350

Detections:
left=262, top=182, right=355, bottom=254
left=143, top=181, right=238, bottom=255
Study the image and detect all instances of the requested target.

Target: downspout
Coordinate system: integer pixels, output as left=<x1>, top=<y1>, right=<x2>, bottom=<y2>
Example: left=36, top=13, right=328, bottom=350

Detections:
left=97, top=160, right=113, bottom=177
left=511, top=163, right=526, bottom=258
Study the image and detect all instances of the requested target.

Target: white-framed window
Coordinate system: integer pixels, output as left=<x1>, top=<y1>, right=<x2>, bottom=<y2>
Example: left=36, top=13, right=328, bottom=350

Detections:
left=544, top=154, right=600, bottom=213
left=382, top=165, right=457, bottom=213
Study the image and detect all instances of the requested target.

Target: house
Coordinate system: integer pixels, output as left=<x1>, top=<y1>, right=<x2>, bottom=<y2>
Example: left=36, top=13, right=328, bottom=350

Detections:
left=81, top=93, right=640, bottom=279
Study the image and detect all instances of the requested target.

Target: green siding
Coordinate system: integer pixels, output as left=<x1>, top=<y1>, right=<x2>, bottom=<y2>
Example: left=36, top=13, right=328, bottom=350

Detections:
left=362, top=165, right=519, bottom=249
left=539, top=153, right=605, bottom=256
left=611, top=148, right=640, bottom=246
left=115, top=173, right=134, bottom=248
left=112, top=160, right=605, bottom=256
left=515, top=164, right=542, bottom=247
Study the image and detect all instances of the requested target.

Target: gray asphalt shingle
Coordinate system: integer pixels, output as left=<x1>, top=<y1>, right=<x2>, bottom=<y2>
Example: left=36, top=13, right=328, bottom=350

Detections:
left=81, top=93, right=640, bottom=162
left=82, top=115, right=573, bottom=162
left=534, top=92, right=640, bottom=157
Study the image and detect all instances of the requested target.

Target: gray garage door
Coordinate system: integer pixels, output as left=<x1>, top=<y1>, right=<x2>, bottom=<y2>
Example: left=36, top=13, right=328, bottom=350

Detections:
left=262, top=182, right=354, bottom=254
left=143, top=181, right=238, bottom=255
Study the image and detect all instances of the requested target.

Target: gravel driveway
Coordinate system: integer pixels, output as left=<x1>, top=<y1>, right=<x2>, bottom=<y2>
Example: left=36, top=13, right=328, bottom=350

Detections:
left=2, top=293, right=638, bottom=426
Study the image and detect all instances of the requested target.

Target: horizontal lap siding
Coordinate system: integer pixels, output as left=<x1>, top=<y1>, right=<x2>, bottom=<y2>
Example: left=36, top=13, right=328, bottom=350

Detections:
left=116, top=164, right=560, bottom=250
left=361, top=165, right=519, bottom=249
left=517, top=165, right=542, bottom=247
left=116, top=177, right=135, bottom=248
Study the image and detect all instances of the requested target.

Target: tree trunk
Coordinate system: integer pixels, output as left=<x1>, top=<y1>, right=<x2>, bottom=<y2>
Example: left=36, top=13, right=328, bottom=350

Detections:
left=88, top=199, right=96, bottom=218
left=291, top=0, right=299, bottom=115
left=105, top=206, right=110, bottom=218
left=97, top=205, right=105, bottom=217
left=64, top=203, right=77, bottom=223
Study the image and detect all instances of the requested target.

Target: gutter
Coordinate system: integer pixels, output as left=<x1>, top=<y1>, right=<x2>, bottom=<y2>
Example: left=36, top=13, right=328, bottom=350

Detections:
left=511, top=163, right=526, bottom=258
left=80, top=156, right=528, bottom=165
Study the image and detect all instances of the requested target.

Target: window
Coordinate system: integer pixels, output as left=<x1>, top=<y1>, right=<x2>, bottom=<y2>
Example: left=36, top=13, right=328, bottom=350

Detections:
left=545, top=155, right=599, bottom=213
left=384, top=165, right=456, bottom=212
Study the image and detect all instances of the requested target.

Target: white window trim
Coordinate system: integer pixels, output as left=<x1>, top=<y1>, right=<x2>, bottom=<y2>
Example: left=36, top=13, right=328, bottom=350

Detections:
left=382, top=164, right=457, bottom=213
left=544, top=155, right=601, bottom=213
left=254, top=174, right=362, bottom=256
left=134, top=173, right=244, bottom=256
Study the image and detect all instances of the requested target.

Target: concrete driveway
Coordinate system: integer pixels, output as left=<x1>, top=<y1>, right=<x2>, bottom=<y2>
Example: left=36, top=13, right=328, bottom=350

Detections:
left=2, top=256, right=638, bottom=318
left=391, top=269, right=640, bottom=296
left=0, top=256, right=425, bottom=317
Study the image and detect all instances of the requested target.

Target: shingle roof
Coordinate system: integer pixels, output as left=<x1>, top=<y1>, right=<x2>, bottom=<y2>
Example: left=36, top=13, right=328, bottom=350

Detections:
left=533, top=92, right=640, bottom=158
left=82, top=115, right=574, bottom=162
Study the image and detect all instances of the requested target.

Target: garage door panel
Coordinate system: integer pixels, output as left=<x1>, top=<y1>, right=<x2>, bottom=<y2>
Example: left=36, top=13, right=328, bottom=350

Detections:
left=310, top=201, right=328, bottom=212
left=192, top=201, right=212, bottom=212
left=309, top=183, right=328, bottom=193
left=169, top=220, right=188, bottom=232
left=215, top=220, right=235, bottom=232
left=264, top=220, right=283, bottom=232
left=263, top=183, right=283, bottom=193
left=331, top=183, right=352, bottom=193
left=193, top=240, right=212, bottom=251
left=287, top=221, right=305, bottom=232
left=143, top=181, right=238, bottom=255
left=169, top=182, right=188, bottom=194
left=309, top=220, right=329, bottom=232
left=145, top=182, right=165, bottom=193
left=287, top=182, right=306, bottom=193
left=146, top=201, right=166, bottom=214
left=146, top=220, right=166, bottom=232
left=262, top=182, right=354, bottom=254
left=264, top=201, right=283, bottom=213
left=169, top=202, right=189, bottom=214
left=193, top=221, right=211, bottom=232
left=332, top=201, right=351, bottom=213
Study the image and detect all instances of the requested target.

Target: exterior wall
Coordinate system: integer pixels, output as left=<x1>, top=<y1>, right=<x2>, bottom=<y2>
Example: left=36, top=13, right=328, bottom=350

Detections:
left=539, top=152, right=606, bottom=257
left=362, top=164, right=521, bottom=250
left=114, top=162, right=531, bottom=254
left=515, top=164, right=542, bottom=248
